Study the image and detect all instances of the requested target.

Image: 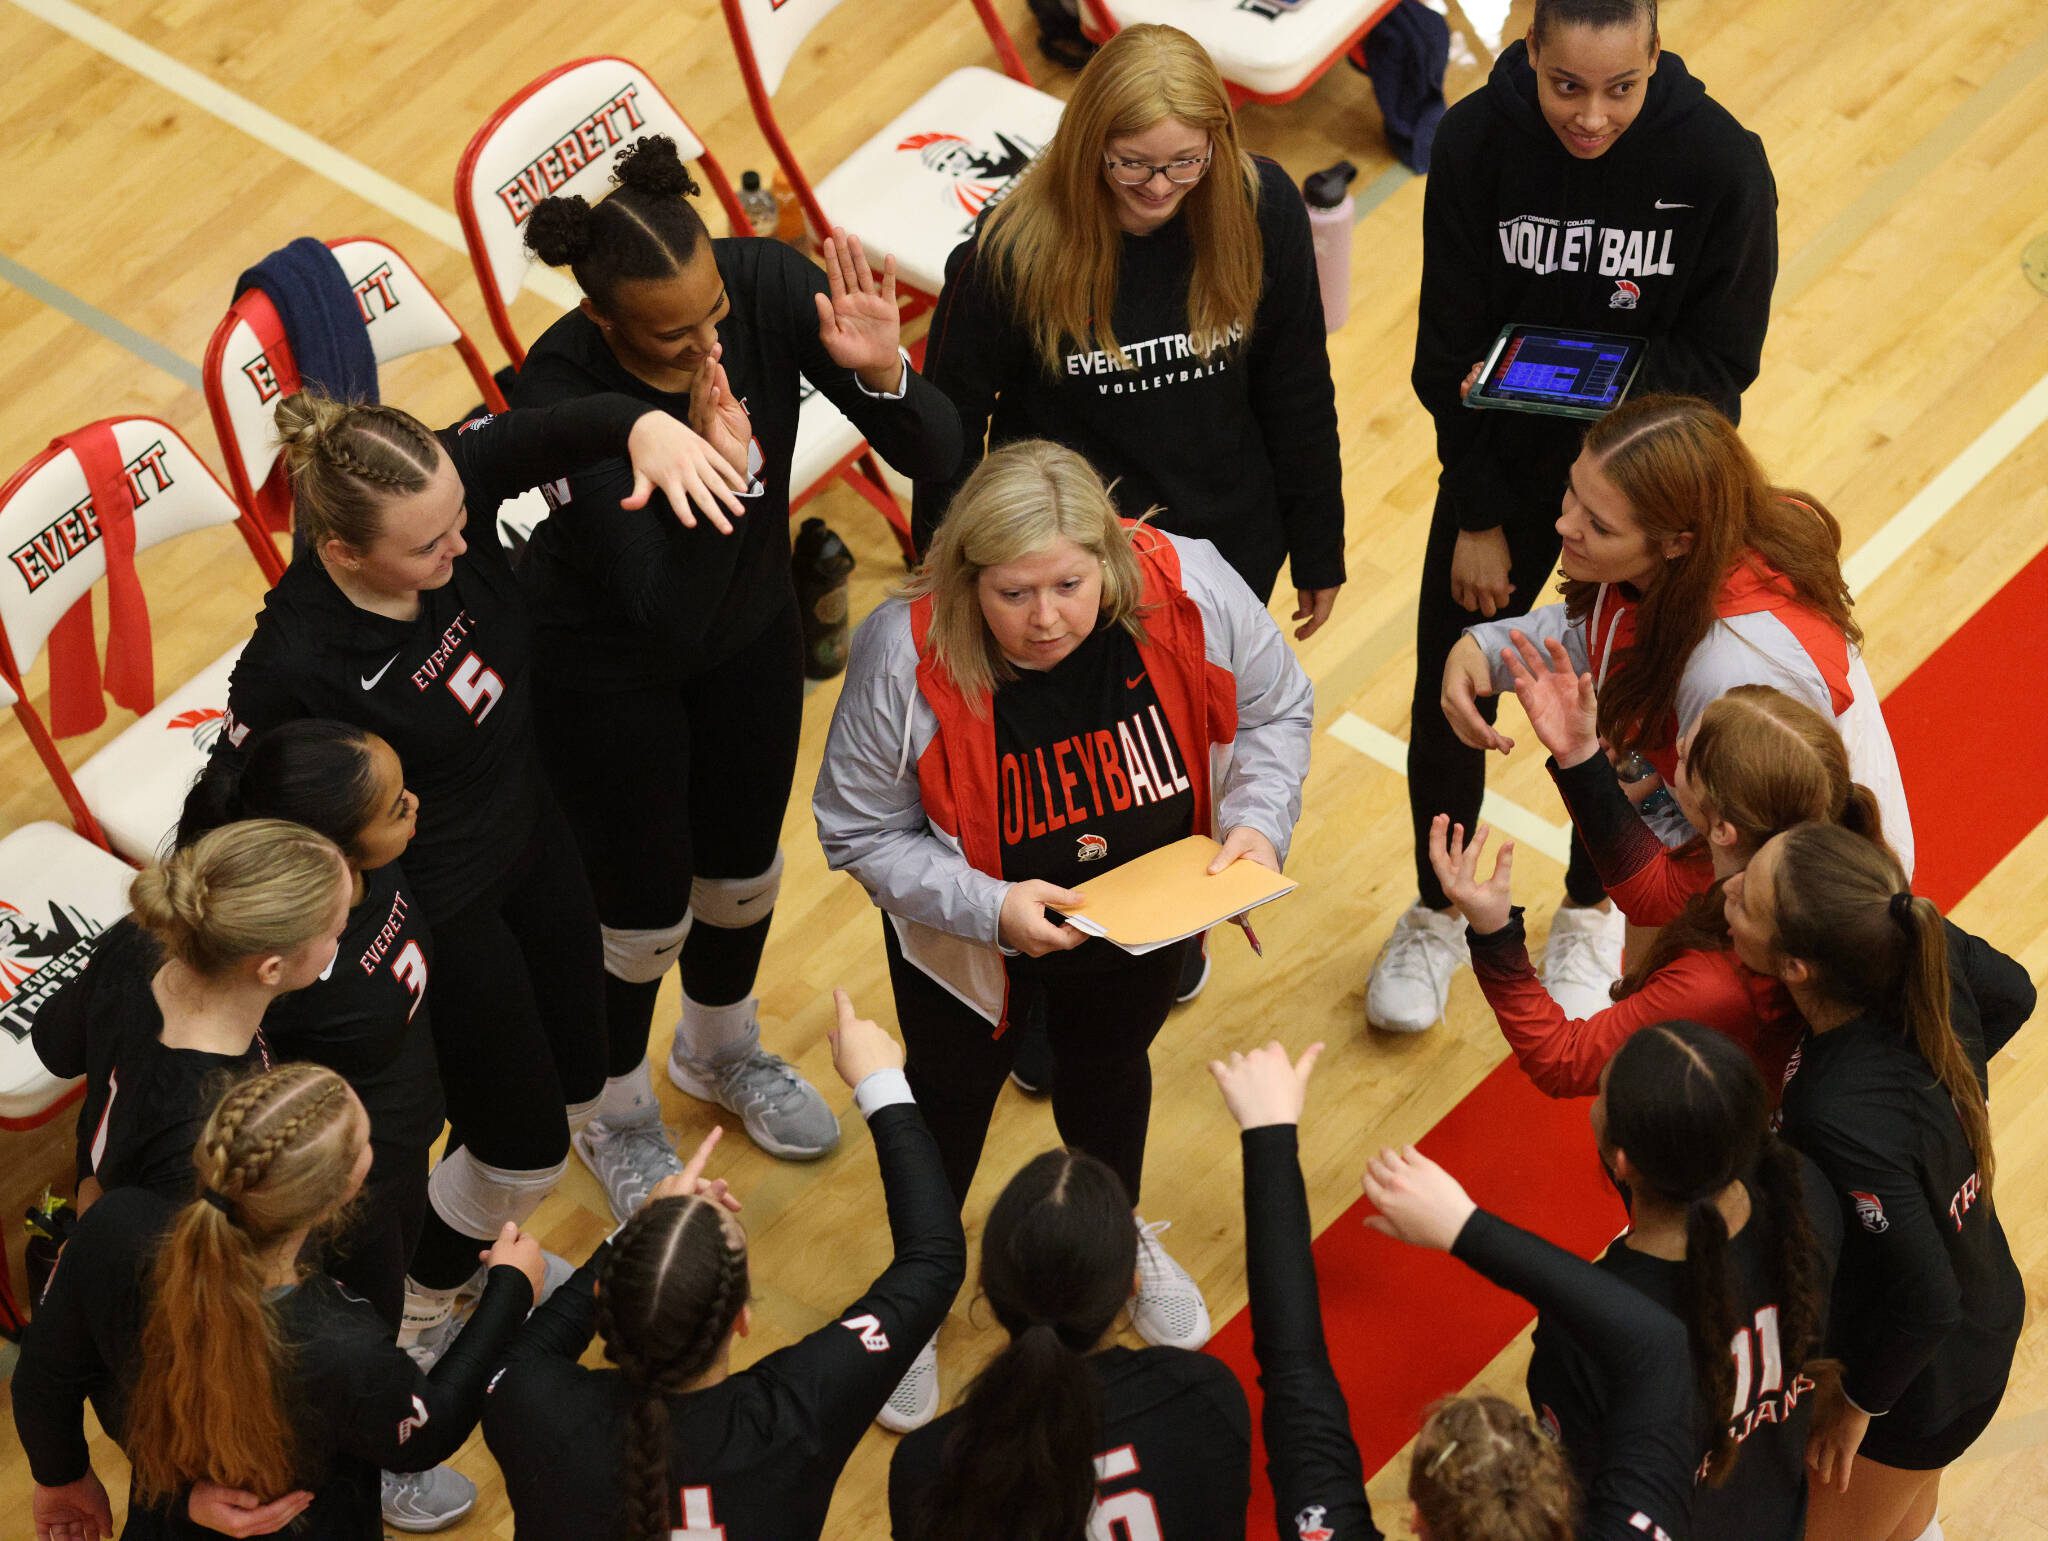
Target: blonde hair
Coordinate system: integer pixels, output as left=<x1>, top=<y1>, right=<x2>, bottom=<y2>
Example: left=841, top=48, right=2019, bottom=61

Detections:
left=130, top=819, right=346, bottom=975
left=1409, top=1394, right=1576, bottom=1540
left=274, top=388, right=441, bottom=556
left=978, top=23, right=1263, bottom=376
left=125, top=1063, right=365, bottom=1504
left=902, top=440, right=1150, bottom=706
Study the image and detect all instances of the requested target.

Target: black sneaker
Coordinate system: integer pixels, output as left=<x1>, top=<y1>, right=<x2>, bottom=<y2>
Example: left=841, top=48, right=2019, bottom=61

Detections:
left=1174, top=937, right=1211, bottom=1005
left=1007, top=1001, right=1054, bottom=1097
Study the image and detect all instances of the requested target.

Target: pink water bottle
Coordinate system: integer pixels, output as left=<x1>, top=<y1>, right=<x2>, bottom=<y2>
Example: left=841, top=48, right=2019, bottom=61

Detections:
left=1304, top=161, right=1359, bottom=332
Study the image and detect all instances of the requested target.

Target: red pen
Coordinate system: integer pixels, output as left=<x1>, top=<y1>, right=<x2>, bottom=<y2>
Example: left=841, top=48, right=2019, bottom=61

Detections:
left=1232, top=914, right=1264, bottom=958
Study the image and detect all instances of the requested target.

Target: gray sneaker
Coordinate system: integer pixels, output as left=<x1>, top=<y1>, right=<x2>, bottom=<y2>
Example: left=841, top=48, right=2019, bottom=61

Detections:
left=381, top=1465, right=476, bottom=1532
left=669, top=1044, right=840, bottom=1160
left=402, top=1251, right=574, bottom=1368
left=574, top=1108, right=686, bottom=1223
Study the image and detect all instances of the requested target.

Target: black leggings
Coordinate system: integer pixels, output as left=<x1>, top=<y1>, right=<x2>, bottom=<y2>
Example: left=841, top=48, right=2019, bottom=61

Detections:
left=324, top=1139, right=429, bottom=1329
left=883, top=917, right=1188, bottom=1210
left=533, top=605, right=804, bottom=1076
left=1408, top=490, right=1606, bottom=910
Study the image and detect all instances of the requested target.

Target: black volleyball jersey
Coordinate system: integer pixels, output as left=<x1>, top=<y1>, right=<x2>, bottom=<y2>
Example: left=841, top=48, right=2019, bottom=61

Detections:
left=992, top=623, right=1195, bottom=890
left=12, top=1185, right=533, bottom=1538
left=1526, top=1152, right=1845, bottom=1541
left=483, top=1100, right=965, bottom=1541
left=218, top=396, right=647, bottom=916
left=889, top=1344, right=1251, bottom=1539
left=34, top=919, right=264, bottom=1199
left=510, top=237, right=961, bottom=687
left=1777, top=921, right=2032, bottom=1436
left=263, top=860, right=441, bottom=1151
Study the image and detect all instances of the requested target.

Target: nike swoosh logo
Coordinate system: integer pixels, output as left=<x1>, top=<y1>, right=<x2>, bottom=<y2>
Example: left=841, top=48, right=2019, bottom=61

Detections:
left=1125, top=673, right=1147, bottom=690
left=360, top=652, right=401, bottom=690
left=1654, top=199, right=1693, bottom=210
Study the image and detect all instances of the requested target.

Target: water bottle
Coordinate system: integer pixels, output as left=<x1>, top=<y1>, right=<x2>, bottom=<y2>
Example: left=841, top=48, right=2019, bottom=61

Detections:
left=1303, top=161, right=1359, bottom=332
left=771, top=168, right=809, bottom=247
left=792, top=518, right=856, bottom=679
left=738, top=170, right=779, bottom=237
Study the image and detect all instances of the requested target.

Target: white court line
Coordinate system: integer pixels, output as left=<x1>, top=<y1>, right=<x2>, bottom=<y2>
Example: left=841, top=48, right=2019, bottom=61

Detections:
left=10, top=0, right=579, bottom=309
left=1328, top=713, right=1572, bottom=864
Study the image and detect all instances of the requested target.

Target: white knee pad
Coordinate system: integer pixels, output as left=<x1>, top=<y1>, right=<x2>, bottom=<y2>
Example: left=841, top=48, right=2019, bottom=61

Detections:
left=691, top=849, right=784, bottom=930
left=427, top=1148, right=567, bottom=1240
left=564, top=1094, right=600, bottom=1135
left=602, top=914, right=693, bottom=984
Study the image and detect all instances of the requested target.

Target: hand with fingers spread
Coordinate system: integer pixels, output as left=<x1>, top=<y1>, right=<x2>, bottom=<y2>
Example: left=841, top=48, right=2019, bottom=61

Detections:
left=1427, top=815, right=1515, bottom=935
left=33, top=1472, right=114, bottom=1541
left=813, top=228, right=905, bottom=393
left=184, top=1481, right=315, bottom=1538
left=999, top=879, right=1088, bottom=956
left=621, top=409, right=750, bottom=534
left=828, top=988, right=906, bottom=1088
left=1209, top=1040, right=1324, bottom=1130
left=1440, top=635, right=1512, bottom=753
left=1500, top=630, right=1600, bottom=767
left=646, top=1125, right=743, bottom=1214
left=685, top=347, right=754, bottom=481
left=1361, top=1144, right=1478, bottom=1252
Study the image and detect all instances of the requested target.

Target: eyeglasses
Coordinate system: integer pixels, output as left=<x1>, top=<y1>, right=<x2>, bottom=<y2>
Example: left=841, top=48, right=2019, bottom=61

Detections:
left=1102, top=149, right=1213, bottom=187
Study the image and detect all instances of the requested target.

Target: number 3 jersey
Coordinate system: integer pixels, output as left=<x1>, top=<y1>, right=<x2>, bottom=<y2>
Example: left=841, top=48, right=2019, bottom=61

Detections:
left=217, top=397, right=647, bottom=918
left=1524, top=1151, right=1844, bottom=1541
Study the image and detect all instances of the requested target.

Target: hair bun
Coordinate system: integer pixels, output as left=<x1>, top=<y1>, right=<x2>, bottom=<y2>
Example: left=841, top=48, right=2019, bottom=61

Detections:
left=272, top=391, right=347, bottom=458
left=613, top=135, right=700, bottom=200
left=524, top=194, right=594, bottom=266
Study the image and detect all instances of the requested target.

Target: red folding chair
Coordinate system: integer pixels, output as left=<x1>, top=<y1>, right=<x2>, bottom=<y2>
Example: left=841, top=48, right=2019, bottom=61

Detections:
left=1078, top=0, right=1400, bottom=106
left=202, top=236, right=548, bottom=565
left=455, top=55, right=915, bottom=560
left=720, top=0, right=1066, bottom=314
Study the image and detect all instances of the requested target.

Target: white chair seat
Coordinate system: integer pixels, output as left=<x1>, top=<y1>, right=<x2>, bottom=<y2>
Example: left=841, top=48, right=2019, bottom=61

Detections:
left=814, top=66, right=1065, bottom=296
left=72, top=644, right=244, bottom=864
left=792, top=375, right=867, bottom=495
left=1096, top=0, right=1385, bottom=98
left=0, top=822, right=135, bottom=1122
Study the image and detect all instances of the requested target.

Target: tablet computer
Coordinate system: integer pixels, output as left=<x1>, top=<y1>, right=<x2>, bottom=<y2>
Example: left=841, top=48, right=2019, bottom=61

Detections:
left=1465, top=324, right=1646, bottom=420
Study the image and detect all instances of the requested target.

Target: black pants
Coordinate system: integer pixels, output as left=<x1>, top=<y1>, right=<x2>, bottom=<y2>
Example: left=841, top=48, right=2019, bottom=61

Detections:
left=883, top=917, right=1188, bottom=1210
left=325, top=1139, right=429, bottom=1329
left=534, top=606, right=804, bottom=1076
left=1408, top=488, right=1606, bottom=910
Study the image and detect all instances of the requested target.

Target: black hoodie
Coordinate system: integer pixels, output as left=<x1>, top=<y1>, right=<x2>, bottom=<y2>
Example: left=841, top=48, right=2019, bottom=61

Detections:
left=1415, top=41, right=1777, bottom=531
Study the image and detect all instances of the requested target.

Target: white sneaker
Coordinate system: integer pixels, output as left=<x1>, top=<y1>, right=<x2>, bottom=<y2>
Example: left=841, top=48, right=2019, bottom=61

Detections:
left=1131, top=1217, right=1211, bottom=1349
left=876, top=1334, right=940, bottom=1432
left=402, top=1250, right=573, bottom=1368
left=1365, top=905, right=1469, bottom=1033
left=381, top=1465, right=477, bottom=1532
left=1542, top=903, right=1625, bottom=1018
left=574, top=1107, right=686, bottom=1223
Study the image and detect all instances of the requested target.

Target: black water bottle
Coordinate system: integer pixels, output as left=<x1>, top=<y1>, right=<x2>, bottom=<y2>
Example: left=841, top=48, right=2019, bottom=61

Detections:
left=792, top=517, right=856, bottom=680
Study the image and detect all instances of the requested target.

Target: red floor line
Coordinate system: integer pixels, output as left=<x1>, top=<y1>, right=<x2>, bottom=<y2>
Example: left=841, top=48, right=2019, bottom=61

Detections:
left=1210, top=543, right=2048, bottom=1533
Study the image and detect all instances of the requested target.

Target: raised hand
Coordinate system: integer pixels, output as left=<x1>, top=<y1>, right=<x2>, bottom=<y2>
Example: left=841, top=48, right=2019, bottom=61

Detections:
left=1426, top=816, right=1515, bottom=935
left=647, top=1124, right=742, bottom=1214
left=828, top=988, right=906, bottom=1088
left=1361, top=1144, right=1478, bottom=1252
left=812, top=228, right=904, bottom=390
left=1209, top=1040, right=1323, bottom=1130
left=622, top=410, right=749, bottom=534
left=1501, top=630, right=1600, bottom=767
left=685, top=348, right=754, bottom=482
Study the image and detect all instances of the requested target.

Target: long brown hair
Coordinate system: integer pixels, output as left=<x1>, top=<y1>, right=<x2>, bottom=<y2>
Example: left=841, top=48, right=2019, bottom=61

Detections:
left=125, top=1063, right=364, bottom=1504
left=1409, top=1394, right=1575, bottom=1539
left=977, top=23, right=1263, bottom=376
left=1564, top=397, right=1860, bottom=756
left=1766, top=823, right=1994, bottom=1191
left=1617, top=686, right=1884, bottom=999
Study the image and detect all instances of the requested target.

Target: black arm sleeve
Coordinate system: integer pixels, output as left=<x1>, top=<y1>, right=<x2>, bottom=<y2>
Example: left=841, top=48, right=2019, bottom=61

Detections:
left=333, top=1265, right=537, bottom=1472
left=911, top=235, right=1021, bottom=555
left=437, top=395, right=649, bottom=516
left=495, top=1243, right=607, bottom=1371
left=12, top=1232, right=106, bottom=1486
left=1241, top=1126, right=1381, bottom=1541
left=1546, top=754, right=1671, bottom=892
left=1451, top=1210, right=1696, bottom=1541
left=1948, top=921, right=2036, bottom=1062
left=1244, top=167, right=1346, bottom=593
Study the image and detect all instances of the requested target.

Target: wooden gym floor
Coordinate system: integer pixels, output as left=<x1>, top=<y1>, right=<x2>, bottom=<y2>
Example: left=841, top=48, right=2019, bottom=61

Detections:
left=0, top=0, right=2043, bottom=1534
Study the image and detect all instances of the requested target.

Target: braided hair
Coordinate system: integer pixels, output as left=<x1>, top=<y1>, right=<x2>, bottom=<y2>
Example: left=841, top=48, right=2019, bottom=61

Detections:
left=273, top=388, right=442, bottom=558
left=1409, top=1393, right=1576, bottom=1540
left=525, top=135, right=711, bottom=315
left=125, top=1063, right=365, bottom=1505
left=597, top=1195, right=751, bottom=1541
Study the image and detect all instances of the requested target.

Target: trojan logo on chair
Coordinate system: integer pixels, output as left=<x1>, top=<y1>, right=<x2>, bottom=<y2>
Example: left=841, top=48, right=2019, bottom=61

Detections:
left=0, top=898, right=104, bottom=1042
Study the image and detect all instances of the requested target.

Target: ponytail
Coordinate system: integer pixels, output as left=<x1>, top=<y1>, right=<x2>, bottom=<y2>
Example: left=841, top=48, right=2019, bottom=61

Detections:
left=125, top=1064, right=362, bottom=1503
left=1769, top=824, right=1993, bottom=1193
left=919, top=1150, right=1137, bottom=1541
left=1746, top=1136, right=1830, bottom=1400
left=1677, top=1195, right=1740, bottom=1482
left=177, top=720, right=380, bottom=857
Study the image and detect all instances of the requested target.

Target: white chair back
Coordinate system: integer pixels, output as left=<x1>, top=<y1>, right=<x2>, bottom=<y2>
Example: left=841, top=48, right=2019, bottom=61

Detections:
left=724, top=0, right=851, bottom=96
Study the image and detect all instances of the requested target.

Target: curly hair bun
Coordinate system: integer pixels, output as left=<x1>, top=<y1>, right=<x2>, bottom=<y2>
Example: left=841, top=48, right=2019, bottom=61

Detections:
left=525, top=193, right=594, bottom=266
left=614, top=135, right=701, bottom=200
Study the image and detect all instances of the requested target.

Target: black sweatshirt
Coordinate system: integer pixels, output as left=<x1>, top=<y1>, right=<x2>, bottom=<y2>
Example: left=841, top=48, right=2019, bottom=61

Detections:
left=482, top=1096, right=966, bottom=1541
left=218, top=397, right=648, bottom=917
left=915, top=155, right=1345, bottom=599
left=1776, top=921, right=2032, bottom=1434
left=509, top=237, right=962, bottom=689
left=1416, top=42, right=1777, bottom=531
left=1526, top=1151, right=1845, bottom=1541
left=11, top=1185, right=532, bottom=1540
